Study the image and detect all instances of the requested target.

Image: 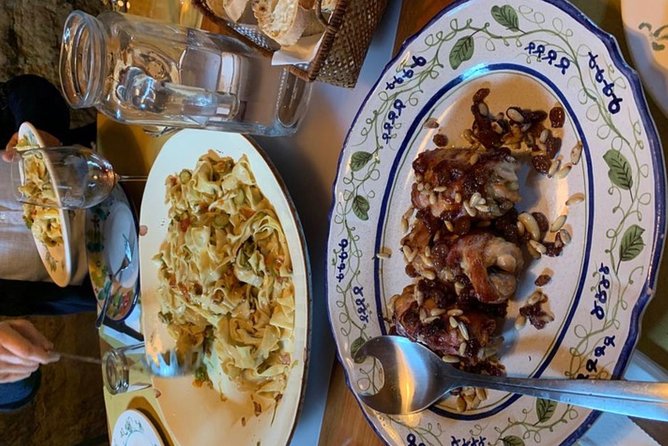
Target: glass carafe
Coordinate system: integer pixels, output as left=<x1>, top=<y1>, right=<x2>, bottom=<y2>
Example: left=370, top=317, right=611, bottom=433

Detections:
left=59, top=11, right=311, bottom=136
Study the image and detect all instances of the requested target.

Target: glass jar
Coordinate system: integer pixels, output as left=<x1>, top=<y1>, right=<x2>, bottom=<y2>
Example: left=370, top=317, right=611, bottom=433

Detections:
left=102, top=343, right=151, bottom=395
left=59, top=11, right=311, bottom=136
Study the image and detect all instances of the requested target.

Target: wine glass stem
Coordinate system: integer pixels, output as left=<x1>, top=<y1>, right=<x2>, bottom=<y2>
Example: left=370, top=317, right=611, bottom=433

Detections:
left=117, top=175, right=147, bottom=182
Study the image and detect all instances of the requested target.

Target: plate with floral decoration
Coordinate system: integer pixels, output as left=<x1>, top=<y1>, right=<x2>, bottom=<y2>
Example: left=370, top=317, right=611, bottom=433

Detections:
left=326, top=0, right=666, bottom=445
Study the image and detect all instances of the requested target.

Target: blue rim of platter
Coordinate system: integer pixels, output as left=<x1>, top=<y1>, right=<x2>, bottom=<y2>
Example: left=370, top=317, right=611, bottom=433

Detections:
left=324, top=0, right=667, bottom=444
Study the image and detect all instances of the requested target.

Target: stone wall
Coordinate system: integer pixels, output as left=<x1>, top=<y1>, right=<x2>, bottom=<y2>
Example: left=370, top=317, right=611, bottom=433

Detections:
left=0, top=0, right=109, bottom=127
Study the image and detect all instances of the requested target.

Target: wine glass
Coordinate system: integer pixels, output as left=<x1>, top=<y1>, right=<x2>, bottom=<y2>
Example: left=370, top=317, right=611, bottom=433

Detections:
left=10, top=146, right=144, bottom=210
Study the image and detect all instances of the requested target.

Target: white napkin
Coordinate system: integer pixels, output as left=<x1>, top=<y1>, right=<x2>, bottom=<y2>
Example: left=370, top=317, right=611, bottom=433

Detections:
left=271, top=34, right=325, bottom=66
left=578, top=351, right=665, bottom=445
left=100, top=304, right=142, bottom=348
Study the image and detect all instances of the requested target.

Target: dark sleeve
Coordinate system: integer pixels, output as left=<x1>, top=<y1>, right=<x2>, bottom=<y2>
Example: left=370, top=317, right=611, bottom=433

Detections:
left=0, top=278, right=95, bottom=316
left=2, top=75, right=70, bottom=146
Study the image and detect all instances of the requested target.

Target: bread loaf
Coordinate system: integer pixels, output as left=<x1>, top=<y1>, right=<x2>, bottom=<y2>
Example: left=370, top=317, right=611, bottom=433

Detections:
left=253, top=0, right=323, bottom=46
left=206, top=0, right=255, bottom=23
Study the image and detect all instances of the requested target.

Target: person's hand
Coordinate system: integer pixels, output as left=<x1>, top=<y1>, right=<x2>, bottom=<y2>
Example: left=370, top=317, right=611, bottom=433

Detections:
left=0, top=320, right=59, bottom=383
left=2, top=130, right=61, bottom=162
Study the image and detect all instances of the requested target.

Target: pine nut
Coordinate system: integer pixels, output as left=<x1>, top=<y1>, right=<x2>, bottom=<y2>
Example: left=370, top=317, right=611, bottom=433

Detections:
left=518, top=212, right=540, bottom=241
left=458, top=321, right=470, bottom=341
left=470, top=192, right=482, bottom=207
left=539, top=129, right=550, bottom=144
left=566, top=192, right=584, bottom=206
left=507, top=107, right=524, bottom=123
left=570, top=141, right=583, bottom=165
left=516, top=220, right=525, bottom=236
left=555, top=163, right=572, bottom=179
left=550, top=214, right=567, bottom=232
left=463, top=201, right=477, bottom=217
left=515, top=314, right=527, bottom=329
left=559, top=229, right=572, bottom=245
left=449, top=316, right=459, bottom=328
left=548, top=158, right=560, bottom=177
left=529, top=239, right=547, bottom=254
left=459, top=341, right=468, bottom=356
left=430, top=308, right=446, bottom=317
left=442, top=354, right=459, bottom=363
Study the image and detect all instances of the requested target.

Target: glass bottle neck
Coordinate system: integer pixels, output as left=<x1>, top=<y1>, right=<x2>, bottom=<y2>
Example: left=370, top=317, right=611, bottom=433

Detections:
left=59, top=10, right=107, bottom=109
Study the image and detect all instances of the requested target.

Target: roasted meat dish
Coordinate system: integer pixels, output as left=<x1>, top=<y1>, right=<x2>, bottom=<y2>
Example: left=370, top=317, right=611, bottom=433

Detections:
left=390, top=89, right=571, bottom=400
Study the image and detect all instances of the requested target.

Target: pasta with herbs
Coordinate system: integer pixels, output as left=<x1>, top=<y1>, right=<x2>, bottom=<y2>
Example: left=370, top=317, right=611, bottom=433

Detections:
left=154, top=150, right=295, bottom=414
left=17, top=146, right=63, bottom=248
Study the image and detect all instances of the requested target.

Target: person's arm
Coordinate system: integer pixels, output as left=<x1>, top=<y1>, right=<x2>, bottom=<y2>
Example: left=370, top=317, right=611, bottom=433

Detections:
left=0, top=319, right=58, bottom=384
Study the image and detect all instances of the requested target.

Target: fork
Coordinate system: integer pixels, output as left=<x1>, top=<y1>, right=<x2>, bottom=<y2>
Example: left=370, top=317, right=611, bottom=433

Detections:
left=353, top=336, right=668, bottom=420
left=55, top=346, right=202, bottom=378
left=142, top=346, right=204, bottom=378
left=95, top=234, right=134, bottom=328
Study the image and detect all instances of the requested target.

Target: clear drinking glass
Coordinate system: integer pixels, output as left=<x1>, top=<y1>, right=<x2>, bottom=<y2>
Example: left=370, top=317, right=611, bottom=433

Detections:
left=59, top=10, right=311, bottom=136
left=103, top=343, right=151, bottom=395
left=10, top=146, right=140, bottom=209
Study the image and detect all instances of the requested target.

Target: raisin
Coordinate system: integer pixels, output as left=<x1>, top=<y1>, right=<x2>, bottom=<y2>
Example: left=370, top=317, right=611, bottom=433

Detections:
left=543, top=241, right=563, bottom=257
left=531, top=154, right=551, bottom=174
left=550, top=106, right=565, bottom=128
left=528, top=110, right=548, bottom=123
left=534, top=274, right=551, bottom=286
left=473, top=88, right=491, bottom=103
left=433, top=133, right=448, bottom=147
left=531, top=212, right=549, bottom=234
left=546, top=136, right=562, bottom=158
left=424, top=117, right=439, bottom=129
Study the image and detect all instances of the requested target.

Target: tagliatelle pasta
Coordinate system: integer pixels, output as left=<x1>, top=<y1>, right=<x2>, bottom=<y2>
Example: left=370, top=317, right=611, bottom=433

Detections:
left=154, top=150, right=295, bottom=414
left=17, top=146, right=63, bottom=248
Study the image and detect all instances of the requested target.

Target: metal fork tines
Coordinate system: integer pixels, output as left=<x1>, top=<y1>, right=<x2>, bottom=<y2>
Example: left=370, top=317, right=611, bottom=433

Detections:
left=143, top=347, right=203, bottom=378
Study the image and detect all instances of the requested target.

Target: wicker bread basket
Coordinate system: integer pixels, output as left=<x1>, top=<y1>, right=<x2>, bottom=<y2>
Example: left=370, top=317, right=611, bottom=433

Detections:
left=192, top=0, right=388, bottom=88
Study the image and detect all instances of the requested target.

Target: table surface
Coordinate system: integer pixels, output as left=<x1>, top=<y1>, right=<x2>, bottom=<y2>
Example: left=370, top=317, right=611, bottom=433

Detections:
left=99, top=0, right=668, bottom=444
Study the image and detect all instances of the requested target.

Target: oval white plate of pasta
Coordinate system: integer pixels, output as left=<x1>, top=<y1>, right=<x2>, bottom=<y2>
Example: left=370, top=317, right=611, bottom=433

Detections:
left=139, top=129, right=310, bottom=446
left=16, top=122, right=84, bottom=287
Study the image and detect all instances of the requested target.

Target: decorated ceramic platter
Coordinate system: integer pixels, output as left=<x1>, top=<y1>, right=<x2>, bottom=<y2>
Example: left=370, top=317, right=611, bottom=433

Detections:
left=326, top=0, right=666, bottom=445
left=16, top=122, right=83, bottom=287
left=112, top=409, right=164, bottom=446
left=85, top=184, right=139, bottom=321
left=139, top=130, right=310, bottom=446
left=621, top=0, right=668, bottom=117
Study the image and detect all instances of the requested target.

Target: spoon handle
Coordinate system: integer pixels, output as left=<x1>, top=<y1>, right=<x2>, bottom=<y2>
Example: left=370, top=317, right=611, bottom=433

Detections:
left=456, top=372, right=668, bottom=421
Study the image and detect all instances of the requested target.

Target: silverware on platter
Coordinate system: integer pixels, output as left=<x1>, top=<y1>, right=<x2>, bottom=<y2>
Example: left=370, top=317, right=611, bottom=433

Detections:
left=354, top=336, right=668, bottom=421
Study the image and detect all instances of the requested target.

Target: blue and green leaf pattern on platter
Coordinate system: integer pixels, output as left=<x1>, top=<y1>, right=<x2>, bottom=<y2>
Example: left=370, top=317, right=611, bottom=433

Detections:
left=326, top=0, right=666, bottom=445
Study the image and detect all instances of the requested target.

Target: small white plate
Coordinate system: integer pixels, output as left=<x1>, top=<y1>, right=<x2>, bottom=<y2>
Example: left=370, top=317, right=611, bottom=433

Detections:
left=112, top=409, right=164, bottom=446
left=17, top=122, right=79, bottom=287
left=622, top=0, right=668, bottom=116
left=85, top=185, right=139, bottom=321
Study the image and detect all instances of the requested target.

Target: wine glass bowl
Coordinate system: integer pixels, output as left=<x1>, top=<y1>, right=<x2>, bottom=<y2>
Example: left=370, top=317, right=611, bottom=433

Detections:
left=11, top=146, right=119, bottom=210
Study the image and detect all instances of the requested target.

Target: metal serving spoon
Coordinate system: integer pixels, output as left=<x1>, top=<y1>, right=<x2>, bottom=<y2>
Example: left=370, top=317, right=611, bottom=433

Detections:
left=354, top=336, right=668, bottom=420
